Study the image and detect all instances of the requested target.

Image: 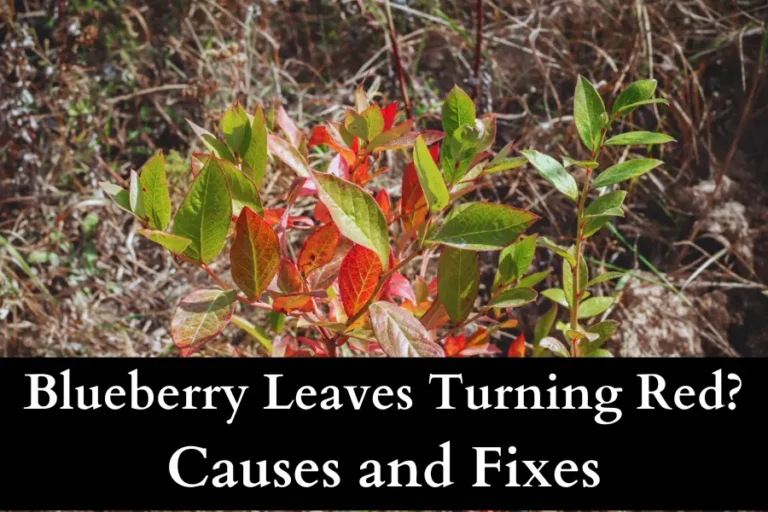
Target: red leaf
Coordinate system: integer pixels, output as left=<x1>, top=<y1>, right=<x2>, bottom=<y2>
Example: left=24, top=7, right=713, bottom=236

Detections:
left=508, top=332, right=526, bottom=358
left=277, top=258, right=303, bottom=293
left=327, top=153, right=351, bottom=180
left=384, top=272, right=416, bottom=304
left=381, top=101, right=398, bottom=131
left=375, top=189, right=391, bottom=216
left=230, top=208, right=280, bottom=301
left=444, top=334, right=467, bottom=357
left=351, top=161, right=371, bottom=186
left=272, top=294, right=315, bottom=314
left=297, top=222, right=341, bottom=276
left=339, top=244, right=382, bottom=318
left=401, top=162, right=427, bottom=232
left=313, top=201, right=332, bottom=224
left=308, top=125, right=357, bottom=167
left=263, top=208, right=284, bottom=226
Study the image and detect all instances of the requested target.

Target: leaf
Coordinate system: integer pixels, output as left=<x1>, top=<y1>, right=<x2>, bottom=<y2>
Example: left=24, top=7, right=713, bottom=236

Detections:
left=413, top=135, right=450, bottom=213
left=268, top=134, right=310, bottom=178
left=361, top=104, right=385, bottom=140
left=437, top=247, right=479, bottom=323
left=221, top=104, right=250, bottom=154
left=485, top=156, right=527, bottom=175
left=312, top=171, right=390, bottom=268
left=369, top=301, right=445, bottom=357
left=339, top=244, right=383, bottom=318
left=129, top=169, right=145, bottom=219
left=517, top=269, right=552, bottom=288
left=370, top=129, right=444, bottom=153
left=367, top=119, right=413, bottom=152
left=562, top=258, right=588, bottom=308
left=186, top=119, right=236, bottom=163
left=170, top=289, right=236, bottom=355
left=584, top=348, right=613, bottom=357
left=593, top=159, right=663, bottom=188
left=534, top=303, right=558, bottom=344
left=298, top=222, right=341, bottom=275
left=605, top=131, right=676, bottom=146
left=542, top=288, right=569, bottom=308
left=583, top=216, right=613, bottom=238
left=309, top=124, right=357, bottom=167
left=400, top=161, right=428, bottom=233
left=306, top=239, right=352, bottom=291
left=428, top=203, right=539, bottom=250
left=442, top=86, right=476, bottom=137
left=242, top=106, right=268, bottom=186
left=577, top=296, right=614, bottom=319
left=139, top=230, right=191, bottom=254
left=508, top=333, right=525, bottom=358
left=586, top=320, right=619, bottom=350
left=344, top=108, right=369, bottom=141
left=381, top=101, right=398, bottom=130
left=562, top=155, right=599, bottom=169
left=218, top=159, right=263, bottom=217
left=498, top=234, right=537, bottom=285
left=171, top=158, right=232, bottom=263
left=277, top=258, right=303, bottom=293
left=522, top=149, right=579, bottom=201
left=584, top=191, right=627, bottom=218
left=230, top=207, right=280, bottom=301
left=574, top=75, right=606, bottom=152
left=276, top=105, right=305, bottom=149
left=612, top=79, right=657, bottom=116
left=99, top=182, right=133, bottom=215
left=138, top=152, right=171, bottom=230
left=537, top=236, right=576, bottom=265
left=616, top=98, right=669, bottom=115
left=539, top=336, right=570, bottom=357
left=272, top=294, right=315, bottom=314
left=489, top=287, right=537, bottom=308
left=587, top=272, right=625, bottom=287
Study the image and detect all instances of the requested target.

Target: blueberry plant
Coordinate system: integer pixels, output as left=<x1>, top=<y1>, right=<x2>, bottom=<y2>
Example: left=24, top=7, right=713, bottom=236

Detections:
left=101, top=77, right=671, bottom=358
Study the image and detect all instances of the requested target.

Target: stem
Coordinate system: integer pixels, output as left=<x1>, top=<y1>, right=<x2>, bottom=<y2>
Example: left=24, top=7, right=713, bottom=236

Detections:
left=384, top=0, right=412, bottom=120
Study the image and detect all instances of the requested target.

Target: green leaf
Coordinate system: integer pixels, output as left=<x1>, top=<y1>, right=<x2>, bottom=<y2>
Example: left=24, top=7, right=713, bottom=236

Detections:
left=522, top=149, right=579, bottom=201
left=586, top=320, right=619, bottom=350
left=367, top=119, right=413, bottom=152
left=542, top=288, right=569, bottom=308
left=612, top=79, right=657, bottom=116
left=139, top=230, right=192, bottom=254
left=221, top=104, right=250, bottom=154
left=139, top=152, right=171, bottom=230
left=442, top=86, right=475, bottom=138
left=577, top=296, right=614, bottom=319
left=562, top=258, right=588, bottom=308
left=516, top=269, right=552, bottom=288
left=605, top=131, right=675, bottom=146
left=539, top=336, right=570, bottom=357
left=489, top=287, right=537, bottom=308
left=583, top=216, right=612, bottom=238
left=562, top=155, right=599, bottom=169
left=242, top=106, right=268, bottom=186
left=186, top=119, right=236, bottom=163
left=99, top=182, right=133, bottom=215
left=587, top=272, right=625, bottom=287
left=616, top=98, right=669, bottom=115
left=498, top=234, right=537, bottom=285
left=344, top=108, right=369, bottom=141
left=534, top=303, right=558, bottom=344
left=485, top=156, right=527, bottom=175
left=443, top=123, right=482, bottom=183
left=593, top=159, right=663, bottom=188
left=171, top=158, right=232, bottom=263
left=128, top=169, right=145, bottom=219
left=218, top=159, right=263, bottom=217
left=369, top=301, right=445, bottom=357
left=574, top=75, right=606, bottom=152
left=584, top=348, right=613, bottom=357
left=312, top=171, right=389, bottom=267
left=268, top=134, right=310, bottom=178
left=584, top=191, right=627, bottom=218
left=361, top=104, right=385, bottom=140
left=428, top=203, right=538, bottom=250
left=170, top=289, right=236, bottom=354
left=413, top=135, right=450, bottom=212
left=537, top=237, right=576, bottom=265
left=437, top=246, right=479, bottom=323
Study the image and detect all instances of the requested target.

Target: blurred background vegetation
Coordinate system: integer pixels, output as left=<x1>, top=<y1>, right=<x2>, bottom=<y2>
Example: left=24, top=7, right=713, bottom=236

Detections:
left=1, top=0, right=767, bottom=357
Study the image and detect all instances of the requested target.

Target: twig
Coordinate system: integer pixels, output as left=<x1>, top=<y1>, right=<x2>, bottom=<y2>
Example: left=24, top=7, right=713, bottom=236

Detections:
left=383, top=0, right=412, bottom=120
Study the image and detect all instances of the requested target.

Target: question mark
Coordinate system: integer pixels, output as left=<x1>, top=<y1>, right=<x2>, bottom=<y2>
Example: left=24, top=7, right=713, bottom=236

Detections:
left=727, top=373, right=742, bottom=410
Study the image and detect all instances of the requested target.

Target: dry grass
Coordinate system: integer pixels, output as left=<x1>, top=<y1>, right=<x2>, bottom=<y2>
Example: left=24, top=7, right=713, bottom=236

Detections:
left=1, top=0, right=767, bottom=357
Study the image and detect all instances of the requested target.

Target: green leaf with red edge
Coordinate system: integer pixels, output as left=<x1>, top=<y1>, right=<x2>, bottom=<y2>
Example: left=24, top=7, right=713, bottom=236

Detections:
left=277, top=258, right=303, bottom=293
left=370, top=129, right=444, bottom=153
left=413, top=135, right=450, bottom=213
left=298, top=222, right=341, bottom=276
left=138, top=151, right=171, bottom=230
left=139, top=230, right=191, bottom=255
left=171, top=289, right=236, bottom=356
left=242, top=106, right=268, bottom=186
left=268, top=134, right=310, bottom=178
left=339, top=244, right=382, bottom=318
left=428, top=203, right=539, bottom=250
left=437, top=246, right=479, bottom=323
left=171, top=157, right=232, bottom=263
left=508, top=332, right=525, bottom=357
left=369, top=301, right=445, bottom=357
left=312, top=170, right=390, bottom=268
left=230, top=207, right=280, bottom=301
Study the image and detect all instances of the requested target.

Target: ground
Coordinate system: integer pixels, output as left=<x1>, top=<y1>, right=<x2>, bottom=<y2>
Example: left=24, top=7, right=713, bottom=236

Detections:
left=1, top=0, right=767, bottom=357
